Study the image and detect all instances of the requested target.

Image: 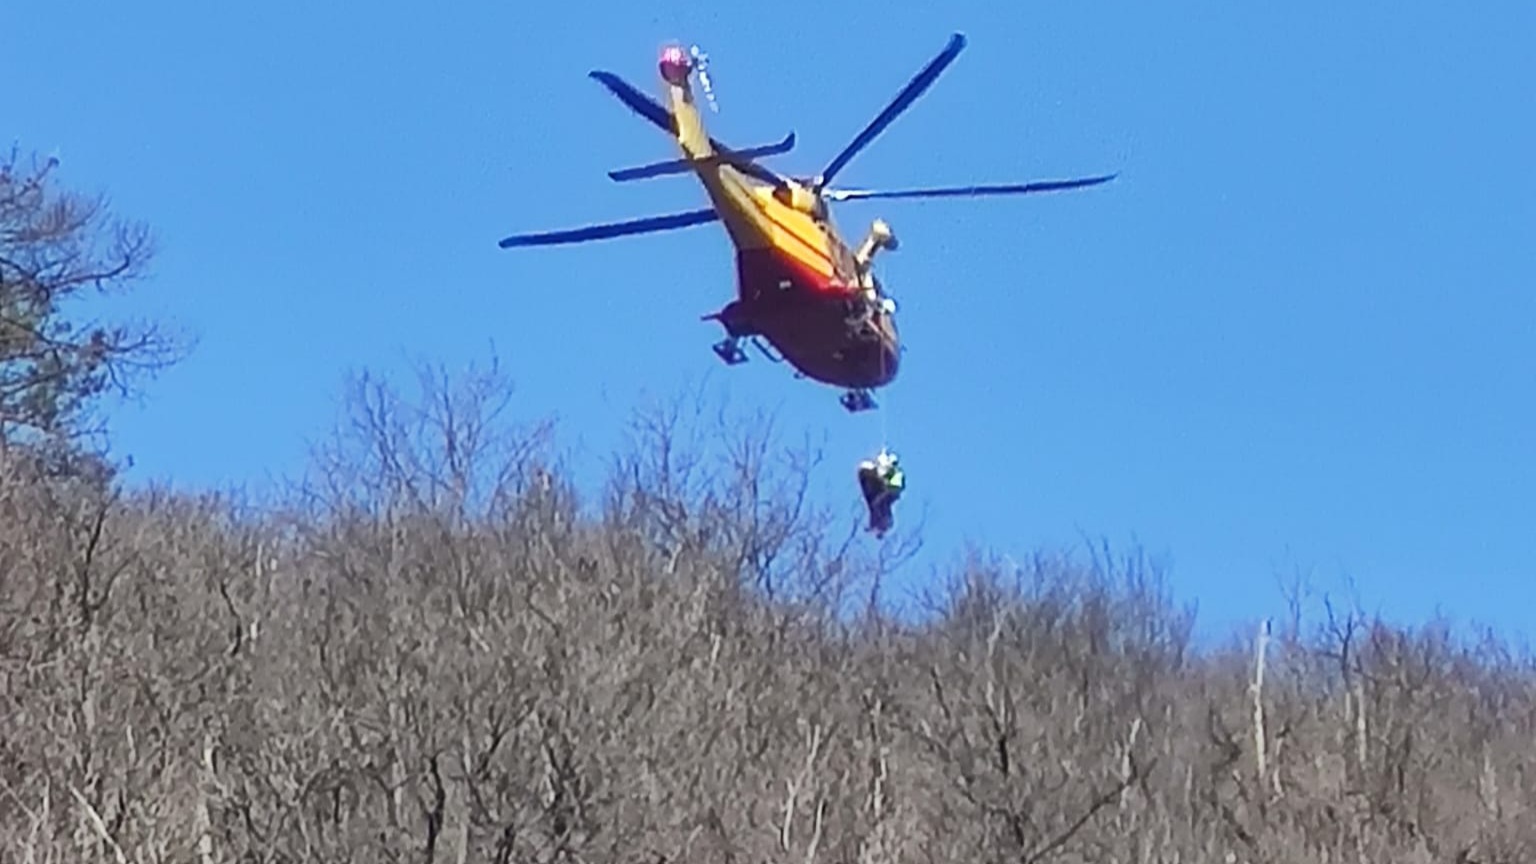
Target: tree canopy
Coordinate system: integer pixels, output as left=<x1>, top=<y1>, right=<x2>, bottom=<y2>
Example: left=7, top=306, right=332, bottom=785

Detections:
left=3, top=363, right=1536, bottom=862
left=0, top=147, right=181, bottom=460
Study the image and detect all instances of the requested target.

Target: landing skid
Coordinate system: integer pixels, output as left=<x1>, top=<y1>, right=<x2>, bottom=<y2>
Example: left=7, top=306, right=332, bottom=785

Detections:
left=750, top=336, right=784, bottom=363
left=840, top=389, right=877, bottom=413
left=712, top=338, right=748, bottom=365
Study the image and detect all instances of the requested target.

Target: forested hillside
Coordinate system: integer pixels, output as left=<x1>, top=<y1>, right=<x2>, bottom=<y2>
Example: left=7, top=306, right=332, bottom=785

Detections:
left=6, top=149, right=1536, bottom=864
left=3, top=364, right=1536, bottom=864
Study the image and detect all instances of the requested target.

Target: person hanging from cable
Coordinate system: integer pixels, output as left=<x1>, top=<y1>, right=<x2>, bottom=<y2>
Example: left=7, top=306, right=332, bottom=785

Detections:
left=856, top=447, right=905, bottom=537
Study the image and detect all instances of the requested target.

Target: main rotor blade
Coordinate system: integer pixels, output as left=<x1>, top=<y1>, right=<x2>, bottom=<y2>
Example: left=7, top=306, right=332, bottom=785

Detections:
left=818, top=32, right=967, bottom=187
left=608, top=132, right=797, bottom=182
left=824, top=173, right=1118, bottom=202
left=589, top=70, right=676, bottom=134
left=498, top=208, right=720, bottom=248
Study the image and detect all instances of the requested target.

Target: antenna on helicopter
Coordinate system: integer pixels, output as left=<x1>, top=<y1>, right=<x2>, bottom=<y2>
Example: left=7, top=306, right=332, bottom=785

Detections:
left=690, top=45, right=719, bottom=112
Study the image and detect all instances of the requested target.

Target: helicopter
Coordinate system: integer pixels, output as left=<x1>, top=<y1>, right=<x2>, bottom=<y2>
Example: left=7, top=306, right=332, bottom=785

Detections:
left=498, top=33, right=1116, bottom=413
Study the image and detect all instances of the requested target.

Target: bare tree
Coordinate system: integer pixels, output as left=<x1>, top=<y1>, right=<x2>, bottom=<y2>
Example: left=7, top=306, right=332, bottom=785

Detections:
left=0, top=146, right=183, bottom=456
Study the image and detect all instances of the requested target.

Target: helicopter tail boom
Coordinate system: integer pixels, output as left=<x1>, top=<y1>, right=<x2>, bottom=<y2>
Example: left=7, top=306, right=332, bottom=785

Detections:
left=658, top=45, right=712, bottom=159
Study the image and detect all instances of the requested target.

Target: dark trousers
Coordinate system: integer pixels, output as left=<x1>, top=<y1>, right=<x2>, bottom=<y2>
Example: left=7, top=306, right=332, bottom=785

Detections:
left=858, top=467, right=899, bottom=534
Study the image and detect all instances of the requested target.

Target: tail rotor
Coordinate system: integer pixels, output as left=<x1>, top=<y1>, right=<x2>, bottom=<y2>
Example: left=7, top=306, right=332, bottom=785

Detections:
left=690, top=45, right=719, bottom=113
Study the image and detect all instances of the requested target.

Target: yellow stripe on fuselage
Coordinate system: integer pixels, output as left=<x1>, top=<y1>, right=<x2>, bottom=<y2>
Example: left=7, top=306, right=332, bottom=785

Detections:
left=743, top=179, right=838, bottom=278
left=663, top=79, right=839, bottom=282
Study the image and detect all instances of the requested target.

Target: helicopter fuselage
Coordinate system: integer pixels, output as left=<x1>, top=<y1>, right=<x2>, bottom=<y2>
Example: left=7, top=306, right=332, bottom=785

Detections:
left=663, top=57, right=900, bottom=393
left=710, top=242, right=900, bottom=390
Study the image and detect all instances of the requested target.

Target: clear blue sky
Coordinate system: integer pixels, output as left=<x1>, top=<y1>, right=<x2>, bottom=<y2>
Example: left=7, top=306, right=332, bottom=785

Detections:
left=10, top=1, right=1533, bottom=642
